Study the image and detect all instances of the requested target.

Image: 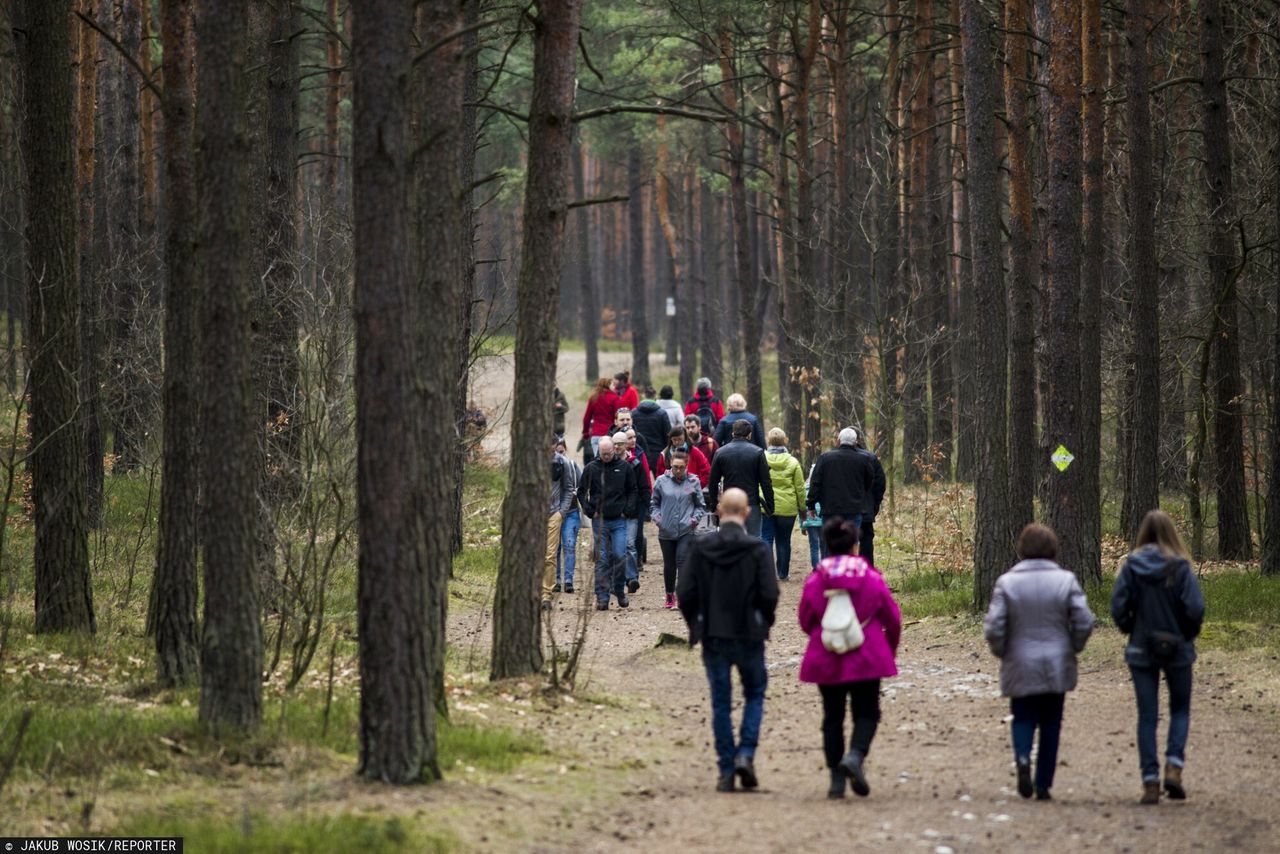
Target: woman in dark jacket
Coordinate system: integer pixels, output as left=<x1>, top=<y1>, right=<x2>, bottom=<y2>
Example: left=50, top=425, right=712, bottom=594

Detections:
left=1110, top=509, right=1205, bottom=805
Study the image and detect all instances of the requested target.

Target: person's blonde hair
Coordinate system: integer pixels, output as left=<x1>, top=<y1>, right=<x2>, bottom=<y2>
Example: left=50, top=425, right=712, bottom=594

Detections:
left=767, top=427, right=787, bottom=446
left=726, top=393, right=746, bottom=411
left=1135, top=509, right=1190, bottom=560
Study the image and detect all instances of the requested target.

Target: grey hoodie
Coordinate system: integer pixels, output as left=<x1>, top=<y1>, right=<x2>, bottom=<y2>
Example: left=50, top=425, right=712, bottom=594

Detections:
left=649, top=471, right=705, bottom=540
left=549, top=452, right=578, bottom=517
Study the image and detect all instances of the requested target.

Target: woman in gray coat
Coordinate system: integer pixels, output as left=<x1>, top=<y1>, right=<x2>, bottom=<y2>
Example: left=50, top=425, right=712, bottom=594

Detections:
left=983, top=524, right=1095, bottom=800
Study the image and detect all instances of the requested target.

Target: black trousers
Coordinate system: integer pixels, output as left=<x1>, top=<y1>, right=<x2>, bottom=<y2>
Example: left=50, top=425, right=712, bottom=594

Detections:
left=818, top=679, right=881, bottom=768
left=860, top=518, right=876, bottom=567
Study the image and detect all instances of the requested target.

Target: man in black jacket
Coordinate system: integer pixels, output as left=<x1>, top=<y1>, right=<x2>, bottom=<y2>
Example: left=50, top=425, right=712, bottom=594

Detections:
left=631, top=396, right=671, bottom=476
left=677, top=488, right=779, bottom=793
left=807, top=427, right=875, bottom=531
left=577, top=436, right=638, bottom=610
left=708, top=419, right=774, bottom=537
left=855, top=430, right=887, bottom=567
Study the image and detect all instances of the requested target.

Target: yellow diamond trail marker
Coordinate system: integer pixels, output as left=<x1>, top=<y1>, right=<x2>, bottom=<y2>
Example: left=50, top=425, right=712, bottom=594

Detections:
left=1051, top=444, right=1074, bottom=472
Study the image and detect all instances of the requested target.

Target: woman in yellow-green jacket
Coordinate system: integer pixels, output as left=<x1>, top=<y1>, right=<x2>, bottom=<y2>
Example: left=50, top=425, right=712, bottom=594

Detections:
left=762, top=428, right=806, bottom=580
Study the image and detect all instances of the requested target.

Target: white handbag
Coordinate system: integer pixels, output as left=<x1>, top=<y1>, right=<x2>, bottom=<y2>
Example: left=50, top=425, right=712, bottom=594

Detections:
left=821, top=589, right=866, bottom=654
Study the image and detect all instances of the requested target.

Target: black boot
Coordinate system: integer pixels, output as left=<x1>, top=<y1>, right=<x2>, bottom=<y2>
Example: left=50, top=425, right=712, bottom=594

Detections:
left=828, top=768, right=846, bottom=799
left=840, top=750, right=869, bottom=797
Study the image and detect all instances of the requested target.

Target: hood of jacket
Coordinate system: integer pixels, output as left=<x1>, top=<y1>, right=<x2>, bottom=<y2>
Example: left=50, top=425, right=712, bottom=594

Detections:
left=635, top=400, right=662, bottom=414
left=1126, top=544, right=1178, bottom=581
left=697, top=522, right=760, bottom=567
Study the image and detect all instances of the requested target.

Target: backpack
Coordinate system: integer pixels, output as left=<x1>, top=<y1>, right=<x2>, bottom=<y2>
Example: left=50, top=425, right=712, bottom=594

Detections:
left=692, top=394, right=719, bottom=435
left=821, top=589, right=869, bottom=654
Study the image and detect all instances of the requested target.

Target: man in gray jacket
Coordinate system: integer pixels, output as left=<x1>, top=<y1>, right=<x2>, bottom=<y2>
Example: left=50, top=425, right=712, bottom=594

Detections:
left=542, top=441, right=579, bottom=609
left=650, top=450, right=706, bottom=609
left=983, top=523, right=1095, bottom=801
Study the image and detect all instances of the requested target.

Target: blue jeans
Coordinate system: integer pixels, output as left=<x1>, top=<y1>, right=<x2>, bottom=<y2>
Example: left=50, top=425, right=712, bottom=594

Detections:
left=557, top=509, right=580, bottom=585
left=1011, top=692, right=1065, bottom=791
left=624, top=518, right=640, bottom=583
left=761, top=515, right=796, bottom=579
left=1130, top=664, right=1192, bottom=781
left=745, top=504, right=763, bottom=537
left=592, top=517, right=628, bottom=603
left=805, top=525, right=826, bottom=569
left=701, top=637, right=768, bottom=776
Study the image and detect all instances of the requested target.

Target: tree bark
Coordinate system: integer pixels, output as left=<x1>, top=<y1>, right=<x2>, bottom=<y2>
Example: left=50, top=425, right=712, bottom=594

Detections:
left=75, top=1, right=102, bottom=526
left=1042, top=0, right=1086, bottom=580
left=150, top=0, right=200, bottom=687
left=1264, top=68, right=1280, bottom=577
left=491, top=0, right=581, bottom=681
left=654, top=116, right=682, bottom=370
left=196, top=0, right=262, bottom=732
left=960, top=0, right=1014, bottom=609
left=1004, top=0, right=1035, bottom=537
left=678, top=165, right=698, bottom=402
left=625, top=139, right=648, bottom=385
left=697, top=148, right=722, bottom=389
left=353, top=0, right=438, bottom=783
left=576, top=134, right=600, bottom=381
left=1123, top=0, right=1160, bottom=541
left=1199, top=0, right=1251, bottom=560
left=20, top=0, right=96, bottom=634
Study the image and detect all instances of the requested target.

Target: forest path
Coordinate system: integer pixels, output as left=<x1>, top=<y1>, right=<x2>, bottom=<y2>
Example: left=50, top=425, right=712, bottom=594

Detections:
left=456, top=548, right=1280, bottom=853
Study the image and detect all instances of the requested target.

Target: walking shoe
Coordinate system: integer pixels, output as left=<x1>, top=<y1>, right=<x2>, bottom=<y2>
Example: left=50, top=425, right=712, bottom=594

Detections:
left=1163, top=763, right=1185, bottom=800
left=716, top=773, right=735, bottom=793
left=1035, top=787, right=1052, bottom=801
left=616, top=591, right=629, bottom=608
left=1016, top=756, right=1033, bottom=799
left=552, top=583, right=562, bottom=593
left=664, top=593, right=676, bottom=609
left=541, top=600, right=551, bottom=612
left=1140, top=780, right=1160, bottom=805
left=827, top=768, right=846, bottom=799
left=840, top=750, right=869, bottom=797
left=627, top=578, right=640, bottom=593
left=733, top=755, right=758, bottom=790
left=595, top=600, right=609, bottom=611
left=564, top=583, right=574, bottom=594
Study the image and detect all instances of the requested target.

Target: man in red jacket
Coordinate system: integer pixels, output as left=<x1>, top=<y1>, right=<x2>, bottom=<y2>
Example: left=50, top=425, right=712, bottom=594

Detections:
left=684, top=377, right=726, bottom=434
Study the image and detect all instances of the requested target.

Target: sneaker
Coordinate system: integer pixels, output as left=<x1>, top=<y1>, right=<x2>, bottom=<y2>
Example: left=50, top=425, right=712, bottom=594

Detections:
left=1035, top=787, right=1052, bottom=801
left=1141, top=780, right=1160, bottom=805
left=664, top=593, right=676, bottom=609
left=840, top=750, right=869, bottom=797
left=616, top=591, right=629, bottom=608
left=627, top=578, right=640, bottom=593
left=552, top=582, right=562, bottom=593
left=564, top=583, right=574, bottom=594
left=1163, top=763, right=1185, bottom=800
left=1016, top=756, right=1033, bottom=799
left=595, top=600, right=609, bottom=611
left=733, top=755, right=758, bottom=790
left=716, top=773, right=735, bottom=793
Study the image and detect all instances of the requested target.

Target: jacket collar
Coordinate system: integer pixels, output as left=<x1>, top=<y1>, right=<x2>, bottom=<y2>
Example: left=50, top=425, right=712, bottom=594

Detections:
left=1010, top=558, right=1063, bottom=573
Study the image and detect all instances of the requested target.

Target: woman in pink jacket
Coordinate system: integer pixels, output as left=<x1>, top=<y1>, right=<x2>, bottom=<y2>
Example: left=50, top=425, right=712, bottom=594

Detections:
left=797, top=518, right=902, bottom=799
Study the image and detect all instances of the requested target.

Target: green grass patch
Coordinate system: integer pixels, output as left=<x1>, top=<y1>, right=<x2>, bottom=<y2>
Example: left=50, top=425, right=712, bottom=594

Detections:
left=886, top=569, right=973, bottom=620
left=114, top=812, right=456, bottom=854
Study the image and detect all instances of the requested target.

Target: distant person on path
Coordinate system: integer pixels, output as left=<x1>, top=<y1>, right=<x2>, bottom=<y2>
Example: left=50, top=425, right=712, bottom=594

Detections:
left=708, top=419, right=774, bottom=537
left=801, top=463, right=825, bottom=569
left=657, top=385, right=684, bottom=427
left=797, top=517, right=901, bottom=799
left=678, top=488, right=779, bottom=792
left=684, top=377, right=725, bottom=436
left=854, top=430, right=886, bottom=568
left=650, top=450, right=705, bottom=609
left=761, top=428, right=805, bottom=581
left=554, top=437, right=582, bottom=595
left=619, top=430, right=652, bottom=593
left=577, top=436, right=638, bottom=610
left=552, top=386, right=569, bottom=438
left=714, top=393, right=765, bottom=449
left=542, top=440, right=579, bottom=610
left=657, top=425, right=711, bottom=488
left=1110, top=510, right=1205, bottom=805
left=683, top=414, right=718, bottom=465
left=983, top=523, right=1095, bottom=801
left=582, top=377, right=621, bottom=459
left=631, top=392, right=672, bottom=476
left=806, top=428, right=875, bottom=535
left=614, top=371, right=640, bottom=410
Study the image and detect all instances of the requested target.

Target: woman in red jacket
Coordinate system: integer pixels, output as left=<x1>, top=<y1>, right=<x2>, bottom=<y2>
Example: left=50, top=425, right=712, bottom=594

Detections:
left=582, top=377, right=621, bottom=457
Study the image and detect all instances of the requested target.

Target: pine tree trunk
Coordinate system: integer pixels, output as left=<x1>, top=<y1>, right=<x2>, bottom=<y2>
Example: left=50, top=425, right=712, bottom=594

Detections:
left=150, top=0, right=200, bottom=686
left=1042, top=0, right=1086, bottom=580
left=196, top=0, right=263, bottom=732
left=21, top=0, right=96, bottom=634
left=575, top=135, right=600, bottom=381
left=0, top=2, right=22, bottom=394
left=950, top=0, right=976, bottom=482
left=1123, top=0, right=1160, bottom=540
left=678, top=166, right=698, bottom=402
left=1004, top=0, right=1035, bottom=535
left=1199, top=0, right=1251, bottom=560
left=75, top=3, right=102, bottom=526
left=1263, top=74, right=1280, bottom=576
left=353, top=0, right=438, bottom=782
left=960, top=0, right=1014, bottom=609
left=625, top=140, right=648, bottom=385
left=491, top=0, right=581, bottom=681
left=697, top=151, right=722, bottom=389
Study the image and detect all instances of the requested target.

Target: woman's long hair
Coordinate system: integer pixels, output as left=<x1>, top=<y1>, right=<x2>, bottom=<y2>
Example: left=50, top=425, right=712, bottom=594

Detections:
left=589, top=377, right=612, bottom=402
left=1134, top=509, right=1190, bottom=561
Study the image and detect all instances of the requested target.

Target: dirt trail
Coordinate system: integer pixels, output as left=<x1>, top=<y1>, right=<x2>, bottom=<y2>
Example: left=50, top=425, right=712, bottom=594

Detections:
left=455, top=540, right=1280, bottom=853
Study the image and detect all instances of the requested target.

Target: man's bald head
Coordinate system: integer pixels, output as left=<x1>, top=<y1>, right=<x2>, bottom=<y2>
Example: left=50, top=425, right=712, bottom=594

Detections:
left=598, top=437, right=615, bottom=460
left=718, top=488, right=749, bottom=523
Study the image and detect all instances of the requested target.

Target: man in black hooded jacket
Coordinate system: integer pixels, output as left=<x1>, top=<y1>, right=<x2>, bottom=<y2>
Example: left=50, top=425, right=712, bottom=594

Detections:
left=678, top=488, right=779, bottom=794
